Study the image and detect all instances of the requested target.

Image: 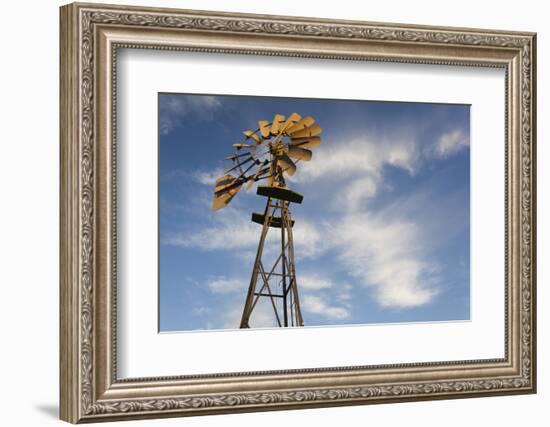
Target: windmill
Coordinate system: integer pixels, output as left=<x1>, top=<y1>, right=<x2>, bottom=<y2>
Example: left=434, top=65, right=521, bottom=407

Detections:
left=212, top=113, right=322, bottom=328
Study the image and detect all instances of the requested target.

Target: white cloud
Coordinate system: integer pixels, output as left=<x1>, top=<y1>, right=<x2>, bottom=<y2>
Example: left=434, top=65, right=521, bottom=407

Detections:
left=192, top=168, right=224, bottom=186
left=301, top=294, right=349, bottom=320
left=433, top=129, right=469, bottom=158
left=337, top=284, right=353, bottom=302
left=292, top=219, right=326, bottom=259
left=207, top=276, right=245, bottom=294
left=332, top=213, right=439, bottom=308
left=160, top=95, right=221, bottom=135
left=162, top=208, right=261, bottom=250
left=295, top=135, right=418, bottom=184
left=337, top=176, right=378, bottom=211
left=298, top=274, right=334, bottom=290
left=291, top=134, right=419, bottom=213
left=163, top=207, right=325, bottom=260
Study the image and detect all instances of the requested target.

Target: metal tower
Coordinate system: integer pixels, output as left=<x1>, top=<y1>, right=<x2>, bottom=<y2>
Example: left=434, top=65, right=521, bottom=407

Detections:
left=212, top=112, right=322, bottom=328
left=240, top=172, right=304, bottom=328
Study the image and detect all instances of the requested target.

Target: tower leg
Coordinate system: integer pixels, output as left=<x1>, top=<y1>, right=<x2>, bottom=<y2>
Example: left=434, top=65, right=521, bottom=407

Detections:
left=240, top=198, right=272, bottom=328
left=280, top=199, right=288, bottom=327
left=284, top=204, right=304, bottom=326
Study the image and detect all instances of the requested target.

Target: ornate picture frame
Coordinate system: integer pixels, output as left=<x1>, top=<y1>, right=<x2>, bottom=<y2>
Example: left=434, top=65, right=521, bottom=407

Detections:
left=60, top=2, right=536, bottom=423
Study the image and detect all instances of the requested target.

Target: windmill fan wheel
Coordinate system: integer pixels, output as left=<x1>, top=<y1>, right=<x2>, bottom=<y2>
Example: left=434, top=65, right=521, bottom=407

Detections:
left=212, top=112, right=322, bottom=211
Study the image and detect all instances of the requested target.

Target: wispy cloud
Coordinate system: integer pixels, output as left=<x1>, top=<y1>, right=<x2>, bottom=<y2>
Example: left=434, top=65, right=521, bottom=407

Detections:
left=332, top=213, right=439, bottom=308
left=432, top=129, right=469, bottom=158
left=163, top=206, right=325, bottom=260
left=294, top=134, right=418, bottom=184
left=160, top=94, right=221, bottom=135
left=301, top=294, right=350, bottom=320
left=162, top=208, right=261, bottom=250
left=192, top=168, right=224, bottom=186
left=298, top=274, right=334, bottom=290
left=207, top=276, right=245, bottom=294
left=336, top=283, right=353, bottom=302
left=299, top=275, right=351, bottom=320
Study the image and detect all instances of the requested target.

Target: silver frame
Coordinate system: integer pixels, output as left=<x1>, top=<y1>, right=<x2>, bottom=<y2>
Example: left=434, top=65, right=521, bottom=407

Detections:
left=60, top=2, right=537, bottom=423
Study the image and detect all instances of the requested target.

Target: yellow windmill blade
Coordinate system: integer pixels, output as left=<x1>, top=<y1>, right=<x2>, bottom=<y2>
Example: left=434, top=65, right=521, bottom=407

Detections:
left=270, top=114, right=286, bottom=135
left=243, top=130, right=262, bottom=144
left=213, top=184, right=242, bottom=211
left=287, top=146, right=312, bottom=161
left=277, top=153, right=296, bottom=176
left=212, top=176, right=243, bottom=211
left=289, top=124, right=322, bottom=139
left=258, top=120, right=270, bottom=138
left=214, top=174, right=235, bottom=192
left=289, top=136, right=321, bottom=149
left=281, top=112, right=302, bottom=132
left=286, top=116, right=315, bottom=135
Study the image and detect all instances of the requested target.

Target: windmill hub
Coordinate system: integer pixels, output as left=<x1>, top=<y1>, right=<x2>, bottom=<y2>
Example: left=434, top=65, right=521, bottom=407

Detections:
left=212, top=113, right=322, bottom=328
left=271, top=141, right=287, bottom=157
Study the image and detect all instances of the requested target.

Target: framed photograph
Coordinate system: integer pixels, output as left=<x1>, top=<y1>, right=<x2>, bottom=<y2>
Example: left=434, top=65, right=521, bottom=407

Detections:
left=59, top=2, right=537, bottom=423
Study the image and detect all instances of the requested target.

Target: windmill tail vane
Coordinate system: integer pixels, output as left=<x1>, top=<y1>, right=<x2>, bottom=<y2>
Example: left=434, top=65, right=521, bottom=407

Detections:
left=212, top=113, right=322, bottom=328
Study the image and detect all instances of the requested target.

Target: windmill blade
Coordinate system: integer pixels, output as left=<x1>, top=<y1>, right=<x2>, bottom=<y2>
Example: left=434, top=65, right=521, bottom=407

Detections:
left=281, top=112, right=302, bottom=131
left=258, top=120, right=270, bottom=138
left=270, top=114, right=286, bottom=135
left=286, top=116, right=315, bottom=135
left=243, top=130, right=262, bottom=144
left=214, top=174, right=241, bottom=193
left=287, top=146, right=312, bottom=161
left=288, top=124, right=322, bottom=139
left=277, top=153, right=296, bottom=176
left=214, top=175, right=245, bottom=195
left=214, top=174, right=235, bottom=192
left=213, top=181, right=243, bottom=211
left=289, top=136, right=321, bottom=149
left=232, top=143, right=252, bottom=149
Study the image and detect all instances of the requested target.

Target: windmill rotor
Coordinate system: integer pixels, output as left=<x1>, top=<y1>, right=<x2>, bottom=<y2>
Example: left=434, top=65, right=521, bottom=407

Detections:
left=212, top=112, right=322, bottom=211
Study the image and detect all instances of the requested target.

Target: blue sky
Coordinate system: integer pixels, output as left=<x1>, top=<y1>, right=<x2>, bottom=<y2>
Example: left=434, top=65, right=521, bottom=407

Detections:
left=158, top=93, right=470, bottom=332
